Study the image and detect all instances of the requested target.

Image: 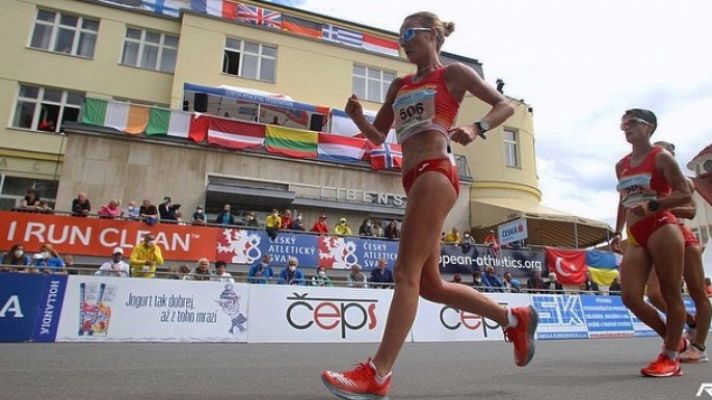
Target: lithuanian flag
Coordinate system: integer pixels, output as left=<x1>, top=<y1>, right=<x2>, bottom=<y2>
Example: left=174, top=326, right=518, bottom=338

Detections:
left=81, top=98, right=149, bottom=135
left=264, top=125, right=318, bottom=159
left=585, top=250, right=620, bottom=286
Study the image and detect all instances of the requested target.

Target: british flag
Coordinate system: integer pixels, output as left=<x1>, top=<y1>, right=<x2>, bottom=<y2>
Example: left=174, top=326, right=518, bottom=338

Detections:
left=236, top=4, right=282, bottom=29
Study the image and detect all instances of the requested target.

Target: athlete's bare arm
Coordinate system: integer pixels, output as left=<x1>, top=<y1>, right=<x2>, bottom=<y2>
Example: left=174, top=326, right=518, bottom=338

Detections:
left=669, top=179, right=696, bottom=219
left=344, top=78, right=402, bottom=145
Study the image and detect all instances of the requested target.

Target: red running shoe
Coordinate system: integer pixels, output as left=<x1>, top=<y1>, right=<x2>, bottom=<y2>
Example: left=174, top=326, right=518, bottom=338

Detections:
left=321, top=359, right=391, bottom=400
left=641, top=354, right=683, bottom=377
left=503, top=305, right=539, bottom=367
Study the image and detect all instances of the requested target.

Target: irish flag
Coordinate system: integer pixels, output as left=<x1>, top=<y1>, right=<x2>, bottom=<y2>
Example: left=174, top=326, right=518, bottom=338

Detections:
left=145, top=107, right=192, bottom=138
left=265, top=125, right=318, bottom=159
left=81, top=98, right=150, bottom=135
left=318, top=133, right=367, bottom=163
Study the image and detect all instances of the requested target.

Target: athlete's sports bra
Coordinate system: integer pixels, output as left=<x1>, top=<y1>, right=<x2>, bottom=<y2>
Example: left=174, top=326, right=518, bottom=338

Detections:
left=616, top=146, right=672, bottom=209
left=392, top=67, right=461, bottom=145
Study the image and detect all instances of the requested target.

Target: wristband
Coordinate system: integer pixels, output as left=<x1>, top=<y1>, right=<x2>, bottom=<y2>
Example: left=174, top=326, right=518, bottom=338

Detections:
left=648, top=199, right=661, bottom=212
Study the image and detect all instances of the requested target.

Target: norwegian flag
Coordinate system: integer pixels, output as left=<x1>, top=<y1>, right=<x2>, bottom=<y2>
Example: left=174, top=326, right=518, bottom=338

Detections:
left=369, top=142, right=402, bottom=170
left=236, top=4, right=282, bottom=29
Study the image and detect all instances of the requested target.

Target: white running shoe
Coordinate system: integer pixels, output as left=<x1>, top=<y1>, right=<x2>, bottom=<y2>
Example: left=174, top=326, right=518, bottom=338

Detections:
left=679, top=346, right=709, bottom=363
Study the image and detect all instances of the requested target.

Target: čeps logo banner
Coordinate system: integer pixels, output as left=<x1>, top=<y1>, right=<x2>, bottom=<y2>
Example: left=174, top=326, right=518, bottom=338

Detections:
left=55, top=276, right=249, bottom=342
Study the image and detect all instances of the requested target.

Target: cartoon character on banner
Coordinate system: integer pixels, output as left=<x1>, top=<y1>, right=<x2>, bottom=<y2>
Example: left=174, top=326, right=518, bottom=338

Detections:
left=216, top=284, right=247, bottom=335
left=319, top=236, right=358, bottom=269
left=217, top=229, right=262, bottom=264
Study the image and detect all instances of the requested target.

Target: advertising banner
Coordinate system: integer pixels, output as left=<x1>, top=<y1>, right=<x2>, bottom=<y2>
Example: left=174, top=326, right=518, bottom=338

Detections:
left=247, top=285, right=394, bottom=342
left=439, top=245, right=546, bottom=280
left=411, top=293, right=531, bottom=342
left=531, top=294, right=589, bottom=340
left=580, top=295, right=634, bottom=338
left=498, top=218, right=528, bottom=245
left=216, top=229, right=319, bottom=267
left=317, top=235, right=399, bottom=270
left=0, top=274, right=67, bottom=342
left=56, top=276, right=249, bottom=342
left=0, top=211, right=217, bottom=261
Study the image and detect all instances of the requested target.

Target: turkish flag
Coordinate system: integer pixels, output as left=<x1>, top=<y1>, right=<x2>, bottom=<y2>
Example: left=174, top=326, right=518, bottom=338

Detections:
left=545, top=247, right=588, bottom=285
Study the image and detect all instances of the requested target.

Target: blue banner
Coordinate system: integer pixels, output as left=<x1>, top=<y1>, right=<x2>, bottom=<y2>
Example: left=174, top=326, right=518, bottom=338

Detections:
left=580, top=295, right=634, bottom=338
left=260, top=231, right=319, bottom=267
left=31, top=275, right=68, bottom=342
left=0, top=274, right=67, bottom=342
left=439, top=244, right=546, bottom=280
left=531, top=294, right=589, bottom=340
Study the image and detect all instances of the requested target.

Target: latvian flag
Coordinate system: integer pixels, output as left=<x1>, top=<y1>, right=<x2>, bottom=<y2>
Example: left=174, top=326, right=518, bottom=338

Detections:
left=206, top=117, right=265, bottom=150
left=317, top=133, right=368, bottom=164
left=369, top=142, right=402, bottom=170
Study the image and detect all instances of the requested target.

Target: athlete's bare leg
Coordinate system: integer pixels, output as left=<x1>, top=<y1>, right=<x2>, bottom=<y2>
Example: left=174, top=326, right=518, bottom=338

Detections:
left=683, top=245, right=711, bottom=347
left=620, top=245, right=666, bottom=338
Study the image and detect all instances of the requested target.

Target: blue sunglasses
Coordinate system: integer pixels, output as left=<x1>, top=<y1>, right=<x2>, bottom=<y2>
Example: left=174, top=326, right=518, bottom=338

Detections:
left=399, top=27, right=431, bottom=44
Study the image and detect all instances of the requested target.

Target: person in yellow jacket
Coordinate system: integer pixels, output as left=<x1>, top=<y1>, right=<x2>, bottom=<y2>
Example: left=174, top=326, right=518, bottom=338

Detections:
left=334, top=218, right=352, bottom=236
left=129, top=234, right=164, bottom=278
left=265, top=209, right=282, bottom=240
left=443, top=227, right=461, bottom=244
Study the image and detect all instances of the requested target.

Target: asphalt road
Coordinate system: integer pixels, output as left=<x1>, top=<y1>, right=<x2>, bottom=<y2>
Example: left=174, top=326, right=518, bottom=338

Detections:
left=1, top=339, right=710, bottom=400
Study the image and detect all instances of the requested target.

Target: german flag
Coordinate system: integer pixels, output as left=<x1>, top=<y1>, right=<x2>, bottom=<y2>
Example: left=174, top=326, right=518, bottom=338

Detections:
left=282, top=15, right=322, bottom=39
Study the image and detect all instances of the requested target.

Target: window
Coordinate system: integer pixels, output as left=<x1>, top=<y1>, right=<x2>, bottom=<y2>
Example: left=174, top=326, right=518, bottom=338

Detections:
left=30, top=9, right=99, bottom=58
left=121, top=28, right=178, bottom=73
left=0, top=175, right=58, bottom=210
left=222, top=38, right=276, bottom=82
left=503, top=129, right=520, bottom=168
left=353, top=65, right=395, bottom=103
left=11, top=84, right=83, bottom=133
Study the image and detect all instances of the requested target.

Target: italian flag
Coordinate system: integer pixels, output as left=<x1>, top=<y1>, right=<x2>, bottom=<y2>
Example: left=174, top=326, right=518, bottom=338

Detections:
left=265, top=125, right=318, bottom=159
left=81, top=98, right=150, bottom=135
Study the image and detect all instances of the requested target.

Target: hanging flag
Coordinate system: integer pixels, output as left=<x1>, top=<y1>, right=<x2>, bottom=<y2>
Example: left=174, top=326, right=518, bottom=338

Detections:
left=207, top=117, right=265, bottom=150
left=141, top=0, right=186, bottom=17
left=369, top=142, right=402, bottom=170
left=363, top=33, right=399, bottom=57
left=236, top=4, right=282, bottom=29
left=321, top=24, right=363, bottom=48
left=545, top=247, right=587, bottom=285
left=190, top=0, right=238, bottom=19
left=265, top=125, right=317, bottom=159
left=317, top=133, right=367, bottom=164
left=585, top=250, right=620, bottom=286
left=146, top=107, right=192, bottom=138
left=282, top=15, right=322, bottom=39
left=188, top=114, right=210, bottom=142
left=80, top=98, right=149, bottom=135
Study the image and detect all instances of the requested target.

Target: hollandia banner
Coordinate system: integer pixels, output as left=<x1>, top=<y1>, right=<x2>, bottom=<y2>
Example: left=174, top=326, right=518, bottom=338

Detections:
left=55, top=276, right=249, bottom=342
left=0, top=274, right=67, bottom=342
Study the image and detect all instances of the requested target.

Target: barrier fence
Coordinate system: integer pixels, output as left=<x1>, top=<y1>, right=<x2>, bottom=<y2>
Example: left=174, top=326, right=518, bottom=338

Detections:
left=1, top=273, right=706, bottom=343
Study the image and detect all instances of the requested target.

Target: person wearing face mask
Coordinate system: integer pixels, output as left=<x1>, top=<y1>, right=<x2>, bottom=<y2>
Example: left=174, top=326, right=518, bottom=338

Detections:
left=248, top=255, right=275, bottom=284
left=191, top=205, right=207, bottom=225
left=359, top=218, right=374, bottom=237
left=215, top=204, right=235, bottom=226
left=129, top=234, right=164, bottom=278
left=2, top=244, right=32, bottom=272
left=311, top=266, right=333, bottom=287
left=96, top=248, right=130, bottom=277
left=280, top=210, right=293, bottom=230
left=290, top=214, right=306, bottom=231
left=265, top=208, right=282, bottom=240
left=32, top=244, right=65, bottom=273
left=279, top=257, right=305, bottom=285
left=125, top=200, right=140, bottom=219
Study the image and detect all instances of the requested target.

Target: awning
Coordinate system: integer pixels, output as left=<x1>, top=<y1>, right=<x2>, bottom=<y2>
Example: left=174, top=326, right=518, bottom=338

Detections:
left=471, top=197, right=612, bottom=248
left=206, top=183, right=295, bottom=211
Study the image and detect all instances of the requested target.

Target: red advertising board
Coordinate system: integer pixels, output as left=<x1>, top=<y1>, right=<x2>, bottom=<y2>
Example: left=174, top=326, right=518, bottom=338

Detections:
left=0, top=211, right=218, bottom=261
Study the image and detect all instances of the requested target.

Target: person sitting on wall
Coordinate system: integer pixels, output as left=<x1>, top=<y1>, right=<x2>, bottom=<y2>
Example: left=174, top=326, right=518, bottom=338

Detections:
left=279, top=257, right=306, bottom=285
left=248, top=255, right=275, bottom=284
left=129, top=234, right=164, bottom=278
left=139, top=199, right=159, bottom=226
left=334, top=218, right=352, bottom=236
left=311, top=215, right=329, bottom=234
left=265, top=209, right=282, bottom=240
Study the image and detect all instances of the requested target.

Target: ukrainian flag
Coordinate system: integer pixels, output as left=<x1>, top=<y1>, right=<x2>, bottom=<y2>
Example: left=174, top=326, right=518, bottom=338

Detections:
left=586, top=250, right=620, bottom=286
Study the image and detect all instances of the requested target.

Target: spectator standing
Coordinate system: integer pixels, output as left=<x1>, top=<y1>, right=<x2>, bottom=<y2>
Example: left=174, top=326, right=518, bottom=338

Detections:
left=212, top=260, right=234, bottom=283
left=244, top=212, right=259, bottom=227
left=191, top=258, right=212, bottom=281
left=544, top=272, right=563, bottom=294
left=215, top=204, right=235, bottom=226
left=96, top=248, right=130, bottom=277
left=139, top=199, right=159, bottom=226
left=248, top=255, right=275, bottom=284
left=384, top=220, right=399, bottom=239
left=359, top=219, right=374, bottom=237
left=71, top=192, right=91, bottom=217
left=279, top=257, right=305, bottom=285
left=192, top=205, right=207, bottom=225
left=32, top=244, right=65, bottom=273
left=20, top=188, right=42, bottom=210
left=582, top=272, right=600, bottom=294
left=370, top=258, right=394, bottom=289
left=444, top=227, right=461, bottom=244
left=280, top=210, right=293, bottom=230
left=462, top=231, right=476, bottom=252
left=334, top=218, right=352, bottom=236
left=129, top=234, right=164, bottom=278
left=311, top=215, right=329, bottom=234
left=608, top=275, right=622, bottom=295
left=2, top=244, right=32, bottom=271
left=472, top=270, right=484, bottom=289
left=290, top=214, right=306, bottom=231
left=372, top=221, right=384, bottom=237
left=347, top=264, right=368, bottom=288
left=98, top=199, right=122, bottom=219
left=125, top=200, right=140, bottom=219
left=526, top=270, right=546, bottom=293
left=158, top=196, right=172, bottom=220
left=311, top=266, right=334, bottom=287
left=265, top=209, right=282, bottom=240
left=503, top=272, right=521, bottom=293
left=483, top=230, right=498, bottom=246
left=481, top=266, right=504, bottom=292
